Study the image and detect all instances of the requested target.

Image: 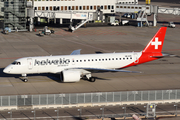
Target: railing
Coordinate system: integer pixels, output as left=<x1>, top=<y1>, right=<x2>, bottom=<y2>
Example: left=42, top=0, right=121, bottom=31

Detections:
left=0, top=89, right=180, bottom=107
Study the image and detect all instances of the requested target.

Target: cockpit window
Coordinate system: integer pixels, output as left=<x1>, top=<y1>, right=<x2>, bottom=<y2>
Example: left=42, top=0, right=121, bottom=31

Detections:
left=12, top=61, right=21, bottom=65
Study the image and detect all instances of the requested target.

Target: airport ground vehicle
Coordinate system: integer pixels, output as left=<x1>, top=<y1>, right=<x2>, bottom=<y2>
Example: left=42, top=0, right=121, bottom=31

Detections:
left=121, top=20, right=129, bottom=25
left=168, top=22, right=175, bottom=28
left=122, top=13, right=131, bottom=18
left=111, top=20, right=119, bottom=26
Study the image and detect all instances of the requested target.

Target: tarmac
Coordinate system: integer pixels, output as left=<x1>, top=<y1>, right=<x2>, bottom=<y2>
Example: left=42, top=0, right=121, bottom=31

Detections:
left=0, top=1, right=180, bottom=96
left=0, top=24, right=179, bottom=96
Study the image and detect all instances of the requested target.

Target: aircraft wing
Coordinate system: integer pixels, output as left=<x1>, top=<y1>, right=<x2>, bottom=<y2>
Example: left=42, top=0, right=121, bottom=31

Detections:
left=70, top=49, right=81, bottom=55
left=70, top=67, right=141, bottom=73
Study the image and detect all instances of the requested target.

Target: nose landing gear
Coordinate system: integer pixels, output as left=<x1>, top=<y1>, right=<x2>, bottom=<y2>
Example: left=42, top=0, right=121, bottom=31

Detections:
left=23, top=77, right=28, bottom=82
left=22, top=74, right=28, bottom=82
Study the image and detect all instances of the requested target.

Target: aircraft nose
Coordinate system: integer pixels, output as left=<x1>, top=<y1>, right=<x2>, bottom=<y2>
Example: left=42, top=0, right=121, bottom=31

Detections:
left=3, top=67, right=10, bottom=73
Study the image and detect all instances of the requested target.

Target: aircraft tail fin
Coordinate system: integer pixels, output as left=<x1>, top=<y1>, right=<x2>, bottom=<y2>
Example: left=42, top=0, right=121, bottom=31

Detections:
left=142, top=27, right=167, bottom=53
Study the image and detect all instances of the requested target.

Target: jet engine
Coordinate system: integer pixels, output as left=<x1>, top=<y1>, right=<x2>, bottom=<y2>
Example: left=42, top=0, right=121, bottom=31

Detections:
left=62, top=70, right=81, bottom=82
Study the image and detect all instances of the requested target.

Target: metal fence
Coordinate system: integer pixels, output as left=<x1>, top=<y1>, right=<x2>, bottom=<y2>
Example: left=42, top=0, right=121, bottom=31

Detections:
left=0, top=89, right=180, bottom=107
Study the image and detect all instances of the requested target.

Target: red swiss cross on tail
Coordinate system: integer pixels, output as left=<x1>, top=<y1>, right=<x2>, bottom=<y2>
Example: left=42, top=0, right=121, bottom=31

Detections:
left=142, top=27, right=167, bottom=53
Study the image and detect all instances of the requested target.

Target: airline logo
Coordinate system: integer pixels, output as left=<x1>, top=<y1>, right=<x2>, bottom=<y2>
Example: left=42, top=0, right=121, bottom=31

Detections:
left=34, top=58, right=70, bottom=66
left=151, top=37, right=162, bottom=49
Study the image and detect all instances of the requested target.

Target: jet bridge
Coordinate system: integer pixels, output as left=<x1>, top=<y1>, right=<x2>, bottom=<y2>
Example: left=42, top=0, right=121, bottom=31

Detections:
left=158, top=7, right=180, bottom=15
left=115, top=4, right=158, bottom=27
left=28, top=10, right=98, bottom=32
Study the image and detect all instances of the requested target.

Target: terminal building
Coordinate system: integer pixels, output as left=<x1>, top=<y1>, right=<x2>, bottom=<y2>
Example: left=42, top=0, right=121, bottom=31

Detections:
left=1, top=0, right=178, bottom=32
left=29, top=0, right=138, bottom=14
left=0, top=0, right=139, bottom=31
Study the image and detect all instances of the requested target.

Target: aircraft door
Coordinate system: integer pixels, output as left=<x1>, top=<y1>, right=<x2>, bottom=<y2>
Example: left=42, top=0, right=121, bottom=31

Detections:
left=134, top=53, right=139, bottom=64
left=27, top=58, right=33, bottom=69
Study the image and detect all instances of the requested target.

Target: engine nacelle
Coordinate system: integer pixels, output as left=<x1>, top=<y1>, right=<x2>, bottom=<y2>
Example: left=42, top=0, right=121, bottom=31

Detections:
left=62, top=70, right=81, bottom=82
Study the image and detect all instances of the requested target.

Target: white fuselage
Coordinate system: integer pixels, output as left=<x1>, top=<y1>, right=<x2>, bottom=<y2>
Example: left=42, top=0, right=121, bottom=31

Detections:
left=4, top=52, right=141, bottom=75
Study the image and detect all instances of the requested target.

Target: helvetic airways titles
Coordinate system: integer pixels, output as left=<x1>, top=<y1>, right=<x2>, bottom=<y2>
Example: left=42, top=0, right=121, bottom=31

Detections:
left=34, top=58, right=70, bottom=66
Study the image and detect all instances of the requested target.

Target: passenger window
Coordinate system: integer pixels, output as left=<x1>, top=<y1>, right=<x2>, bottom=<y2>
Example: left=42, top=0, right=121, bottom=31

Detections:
left=92, top=59, right=93, bottom=61
left=116, top=58, right=118, bottom=60
left=101, top=6, right=103, bottom=9
left=109, top=58, right=111, bottom=60
left=76, top=60, right=78, bottom=62
left=112, top=58, right=114, bottom=60
left=123, top=58, right=125, bottom=60
left=90, top=6, right=93, bottom=10
left=112, top=6, right=114, bottom=9
left=80, top=60, right=82, bottom=62
left=119, top=58, right=121, bottom=60
left=95, top=59, right=97, bottom=61
left=99, top=59, right=101, bottom=61
left=108, top=5, right=110, bottom=9
left=79, top=6, right=82, bottom=10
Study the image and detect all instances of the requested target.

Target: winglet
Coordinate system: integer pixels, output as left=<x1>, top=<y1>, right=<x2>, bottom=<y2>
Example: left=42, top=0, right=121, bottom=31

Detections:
left=142, top=27, right=167, bottom=53
left=70, top=49, right=81, bottom=55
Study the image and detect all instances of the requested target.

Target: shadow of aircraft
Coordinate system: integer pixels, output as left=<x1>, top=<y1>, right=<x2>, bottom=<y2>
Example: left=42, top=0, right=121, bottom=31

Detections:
left=0, top=68, right=110, bottom=83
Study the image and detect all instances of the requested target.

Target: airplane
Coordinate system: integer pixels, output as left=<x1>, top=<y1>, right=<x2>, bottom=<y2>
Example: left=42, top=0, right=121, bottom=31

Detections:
left=3, top=27, right=167, bottom=83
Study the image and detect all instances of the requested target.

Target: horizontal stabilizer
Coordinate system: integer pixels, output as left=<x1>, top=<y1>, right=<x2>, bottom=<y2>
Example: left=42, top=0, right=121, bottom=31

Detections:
left=150, top=53, right=175, bottom=58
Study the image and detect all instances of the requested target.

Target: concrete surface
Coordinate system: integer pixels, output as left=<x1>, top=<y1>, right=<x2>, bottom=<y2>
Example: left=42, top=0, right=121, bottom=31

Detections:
left=0, top=24, right=179, bottom=95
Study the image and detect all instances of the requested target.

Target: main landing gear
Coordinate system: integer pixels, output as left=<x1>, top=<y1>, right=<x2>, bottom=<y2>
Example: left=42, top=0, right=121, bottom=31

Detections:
left=85, top=74, right=96, bottom=82
left=89, top=77, right=96, bottom=82
left=22, top=74, right=28, bottom=82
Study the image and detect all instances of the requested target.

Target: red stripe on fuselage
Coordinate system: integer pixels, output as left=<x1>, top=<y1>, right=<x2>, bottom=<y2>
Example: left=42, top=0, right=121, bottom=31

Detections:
left=121, top=52, right=162, bottom=68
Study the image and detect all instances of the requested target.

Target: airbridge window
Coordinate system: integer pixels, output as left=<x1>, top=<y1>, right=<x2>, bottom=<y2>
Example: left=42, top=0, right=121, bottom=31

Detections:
left=12, top=61, right=21, bottom=65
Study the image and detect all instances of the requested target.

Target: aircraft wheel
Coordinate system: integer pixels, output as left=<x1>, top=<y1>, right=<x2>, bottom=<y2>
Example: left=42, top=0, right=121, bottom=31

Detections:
left=24, top=79, right=28, bottom=82
left=90, top=77, right=96, bottom=82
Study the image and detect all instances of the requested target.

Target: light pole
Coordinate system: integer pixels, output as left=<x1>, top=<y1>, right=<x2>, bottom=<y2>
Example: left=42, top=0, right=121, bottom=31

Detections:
left=8, top=111, right=12, bottom=120
left=55, top=109, right=59, bottom=120
left=174, top=104, right=178, bottom=116
left=122, top=106, right=126, bottom=119
left=77, top=108, right=82, bottom=117
left=31, top=109, right=36, bottom=120
left=100, top=106, right=104, bottom=120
